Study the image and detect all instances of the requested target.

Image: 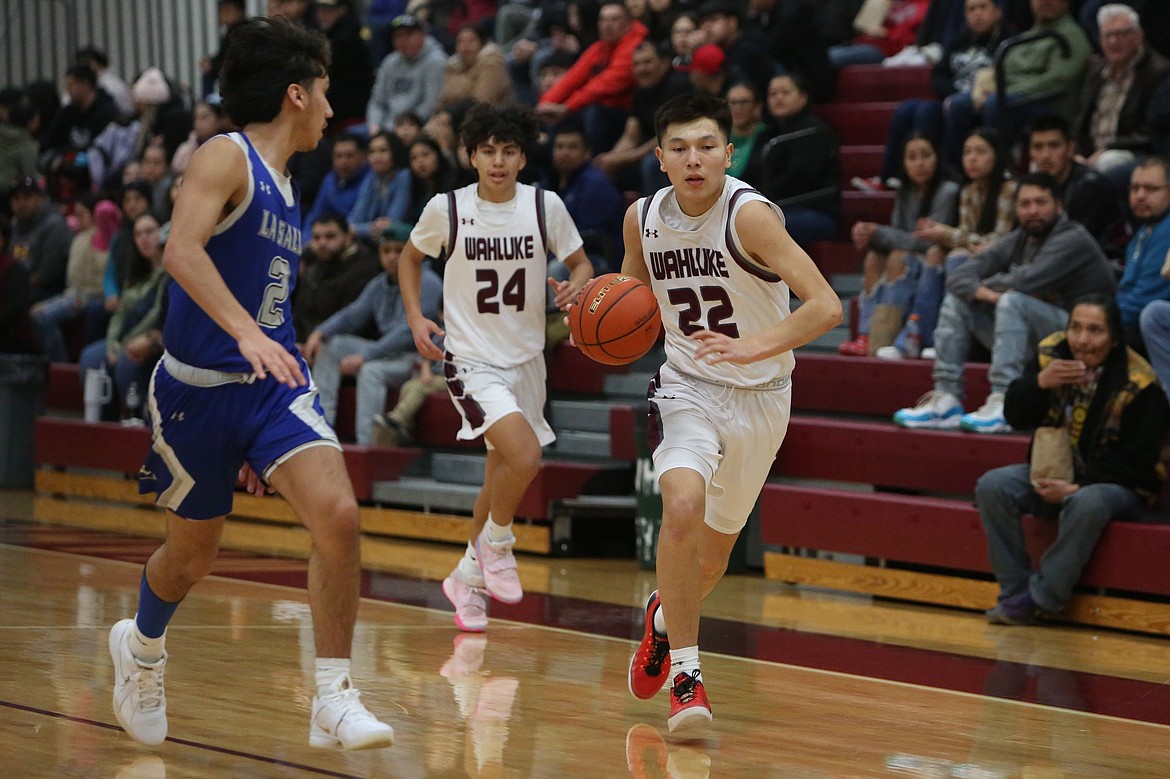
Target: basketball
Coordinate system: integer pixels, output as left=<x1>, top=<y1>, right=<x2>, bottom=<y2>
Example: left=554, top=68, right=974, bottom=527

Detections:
left=569, top=273, right=662, bottom=366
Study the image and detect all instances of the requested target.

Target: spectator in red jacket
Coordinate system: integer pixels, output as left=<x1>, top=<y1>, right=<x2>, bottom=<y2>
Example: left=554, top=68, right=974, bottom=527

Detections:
left=536, top=2, right=647, bottom=153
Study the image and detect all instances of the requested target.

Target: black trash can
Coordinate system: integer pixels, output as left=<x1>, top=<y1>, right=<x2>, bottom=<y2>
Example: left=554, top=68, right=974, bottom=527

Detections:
left=632, top=403, right=748, bottom=573
left=0, top=354, right=48, bottom=488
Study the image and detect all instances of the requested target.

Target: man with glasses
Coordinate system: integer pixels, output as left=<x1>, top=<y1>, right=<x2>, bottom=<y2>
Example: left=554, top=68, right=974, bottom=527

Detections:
left=1071, top=4, right=1170, bottom=191
left=1122, top=157, right=1170, bottom=356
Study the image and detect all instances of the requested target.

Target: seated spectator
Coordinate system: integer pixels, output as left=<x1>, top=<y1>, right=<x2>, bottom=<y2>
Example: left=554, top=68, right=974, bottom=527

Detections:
left=43, top=65, right=118, bottom=159
left=893, top=173, right=1117, bottom=433
left=0, top=219, right=39, bottom=354
left=696, top=0, right=779, bottom=96
left=977, top=293, right=1169, bottom=625
left=439, top=23, right=516, bottom=110
left=540, top=122, right=625, bottom=272
left=393, top=111, right=424, bottom=148
left=303, top=224, right=443, bottom=444
left=536, top=2, right=648, bottom=153
left=400, top=135, right=458, bottom=226
left=349, top=131, right=412, bottom=241
left=726, top=81, right=769, bottom=182
left=201, top=0, right=248, bottom=98
left=102, top=181, right=154, bottom=315
left=315, top=0, right=375, bottom=132
left=1028, top=114, right=1125, bottom=256
left=841, top=133, right=957, bottom=356
left=371, top=357, right=446, bottom=446
left=77, top=212, right=168, bottom=421
left=128, top=67, right=193, bottom=164
left=592, top=39, right=691, bottom=193
left=366, top=14, right=447, bottom=136
left=755, top=73, right=843, bottom=247
left=876, top=127, right=1018, bottom=358
left=363, top=0, right=409, bottom=66
left=677, top=43, right=741, bottom=99
left=1071, top=4, right=1170, bottom=194
left=507, top=4, right=584, bottom=106
left=9, top=176, right=72, bottom=304
left=172, top=100, right=228, bottom=175
left=75, top=46, right=133, bottom=119
left=667, top=11, right=700, bottom=61
left=953, top=0, right=1092, bottom=148
left=293, top=213, right=382, bottom=339
left=829, top=0, right=931, bottom=68
left=302, top=134, right=372, bottom=230
left=139, top=143, right=175, bottom=220
left=0, top=102, right=40, bottom=200
left=30, top=195, right=119, bottom=361
left=744, top=0, right=834, bottom=104
left=858, top=0, right=1004, bottom=188
left=1117, top=157, right=1170, bottom=350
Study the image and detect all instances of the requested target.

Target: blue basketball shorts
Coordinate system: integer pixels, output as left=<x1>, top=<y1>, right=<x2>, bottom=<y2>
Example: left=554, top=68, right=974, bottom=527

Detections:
left=138, top=353, right=340, bottom=520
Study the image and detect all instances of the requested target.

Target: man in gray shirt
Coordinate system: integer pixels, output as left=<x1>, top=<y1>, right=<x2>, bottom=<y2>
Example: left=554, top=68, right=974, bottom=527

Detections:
left=365, top=14, right=447, bottom=136
left=9, top=176, right=72, bottom=303
left=894, top=172, right=1117, bottom=433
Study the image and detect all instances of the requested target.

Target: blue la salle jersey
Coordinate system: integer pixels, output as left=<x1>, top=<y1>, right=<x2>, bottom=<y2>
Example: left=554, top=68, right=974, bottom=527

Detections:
left=164, top=132, right=303, bottom=372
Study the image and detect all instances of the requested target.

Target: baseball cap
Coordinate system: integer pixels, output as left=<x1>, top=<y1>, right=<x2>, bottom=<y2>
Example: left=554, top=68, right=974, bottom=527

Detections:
left=675, top=44, right=725, bottom=75
left=10, top=176, right=44, bottom=195
left=381, top=222, right=413, bottom=244
left=390, top=13, right=422, bottom=31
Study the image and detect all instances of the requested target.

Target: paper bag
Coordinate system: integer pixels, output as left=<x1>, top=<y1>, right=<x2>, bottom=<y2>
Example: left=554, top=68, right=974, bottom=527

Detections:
left=1030, top=426, right=1074, bottom=484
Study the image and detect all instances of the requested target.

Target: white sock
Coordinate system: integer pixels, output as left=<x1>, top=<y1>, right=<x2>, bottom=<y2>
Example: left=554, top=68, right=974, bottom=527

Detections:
left=459, top=542, right=485, bottom=585
left=129, top=619, right=165, bottom=664
left=652, top=603, right=667, bottom=637
left=670, top=646, right=701, bottom=681
left=315, top=657, right=352, bottom=696
left=483, top=513, right=513, bottom=543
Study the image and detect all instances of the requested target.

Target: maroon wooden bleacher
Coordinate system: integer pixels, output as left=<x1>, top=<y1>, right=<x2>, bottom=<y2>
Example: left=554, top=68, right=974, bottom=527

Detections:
left=838, top=145, right=884, bottom=189
left=816, top=102, right=899, bottom=146
left=840, top=191, right=896, bottom=238
left=807, top=241, right=861, bottom=277
left=834, top=65, right=934, bottom=104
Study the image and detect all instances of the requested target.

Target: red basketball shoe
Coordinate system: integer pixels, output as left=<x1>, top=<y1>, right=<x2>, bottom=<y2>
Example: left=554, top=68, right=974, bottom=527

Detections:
left=628, top=591, right=671, bottom=699
left=667, top=670, right=712, bottom=732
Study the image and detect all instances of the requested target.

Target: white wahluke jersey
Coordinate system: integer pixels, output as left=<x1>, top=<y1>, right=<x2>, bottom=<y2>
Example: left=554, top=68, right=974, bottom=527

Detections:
left=639, top=175, right=794, bottom=387
left=411, top=182, right=583, bottom=367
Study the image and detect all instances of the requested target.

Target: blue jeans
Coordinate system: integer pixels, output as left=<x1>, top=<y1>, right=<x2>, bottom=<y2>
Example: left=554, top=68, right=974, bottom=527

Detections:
left=882, top=99, right=944, bottom=180
left=976, top=463, right=1145, bottom=611
left=783, top=207, right=839, bottom=247
left=941, top=91, right=979, bottom=171
left=931, top=290, right=1068, bottom=399
left=828, top=43, right=885, bottom=68
left=892, top=252, right=969, bottom=352
left=857, top=255, right=922, bottom=335
left=313, top=334, right=415, bottom=444
left=1140, top=300, right=1170, bottom=404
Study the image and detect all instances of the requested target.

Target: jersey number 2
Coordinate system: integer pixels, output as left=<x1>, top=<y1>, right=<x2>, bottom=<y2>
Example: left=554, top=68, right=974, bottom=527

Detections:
left=257, top=256, right=291, bottom=328
left=667, top=286, right=739, bottom=337
left=476, top=268, right=525, bottom=314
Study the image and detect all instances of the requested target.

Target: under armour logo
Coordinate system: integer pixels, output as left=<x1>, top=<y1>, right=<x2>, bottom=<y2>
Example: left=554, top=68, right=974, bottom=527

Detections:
left=462, top=217, right=475, bottom=225
left=258, top=181, right=272, bottom=195
left=644, top=228, right=658, bottom=238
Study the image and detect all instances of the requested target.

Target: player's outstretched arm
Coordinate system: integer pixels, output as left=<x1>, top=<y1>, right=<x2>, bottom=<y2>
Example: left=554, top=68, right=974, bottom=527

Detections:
left=619, top=201, right=651, bottom=284
left=693, top=200, right=842, bottom=365
left=164, top=137, right=305, bottom=387
left=398, top=239, right=445, bottom=361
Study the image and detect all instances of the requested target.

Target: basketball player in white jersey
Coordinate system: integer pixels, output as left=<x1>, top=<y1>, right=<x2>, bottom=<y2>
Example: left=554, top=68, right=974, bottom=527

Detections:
left=622, top=92, right=842, bottom=732
left=108, top=18, right=394, bottom=750
left=398, top=104, right=593, bottom=632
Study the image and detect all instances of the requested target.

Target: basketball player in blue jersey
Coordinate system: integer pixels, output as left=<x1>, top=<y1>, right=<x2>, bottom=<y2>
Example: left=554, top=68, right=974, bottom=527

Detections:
left=107, top=18, right=394, bottom=750
left=398, top=104, right=593, bottom=632
left=619, top=92, right=842, bottom=734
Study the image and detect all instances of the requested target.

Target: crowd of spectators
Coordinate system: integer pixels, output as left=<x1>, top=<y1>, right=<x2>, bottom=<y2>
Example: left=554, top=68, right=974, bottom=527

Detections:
left=4, top=0, right=1170, bottom=427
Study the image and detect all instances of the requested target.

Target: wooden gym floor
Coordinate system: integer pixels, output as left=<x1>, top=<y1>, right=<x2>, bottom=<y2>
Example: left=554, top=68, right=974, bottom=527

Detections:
left=2, top=488, right=1170, bottom=778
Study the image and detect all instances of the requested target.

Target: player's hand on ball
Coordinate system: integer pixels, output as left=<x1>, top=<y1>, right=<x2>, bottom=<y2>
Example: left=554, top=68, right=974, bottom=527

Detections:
left=692, top=329, right=750, bottom=364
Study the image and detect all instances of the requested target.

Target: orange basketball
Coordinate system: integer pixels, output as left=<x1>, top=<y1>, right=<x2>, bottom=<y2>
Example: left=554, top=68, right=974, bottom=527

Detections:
left=569, top=273, right=662, bottom=366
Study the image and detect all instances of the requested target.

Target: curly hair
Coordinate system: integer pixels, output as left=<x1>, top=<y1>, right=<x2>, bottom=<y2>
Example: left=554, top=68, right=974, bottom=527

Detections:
left=459, top=102, right=539, bottom=156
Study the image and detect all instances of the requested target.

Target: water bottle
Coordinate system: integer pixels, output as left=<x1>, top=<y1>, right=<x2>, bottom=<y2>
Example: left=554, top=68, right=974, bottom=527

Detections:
left=123, top=381, right=142, bottom=424
left=904, top=314, right=922, bottom=359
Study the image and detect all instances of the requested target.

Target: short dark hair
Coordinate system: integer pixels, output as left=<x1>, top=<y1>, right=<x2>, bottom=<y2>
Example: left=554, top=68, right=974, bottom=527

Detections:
left=65, top=65, right=98, bottom=87
left=1135, top=155, right=1170, bottom=181
left=1016, top=171, right=1061, bottom=199
left=1070, top=292, right=1123, bottom=345
left=75, top=46, right=108, bottom=68
left=333, top=133, right=366, bottom=152
left=219, top=16, right=331, bottom=127
left=312, top=212, right=349, bottom=232
left=460, top=102, right=539, bottom=155
left=654, top=91, right=731, bottom=147
left=1028, top=113, right=1071, bottom=141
